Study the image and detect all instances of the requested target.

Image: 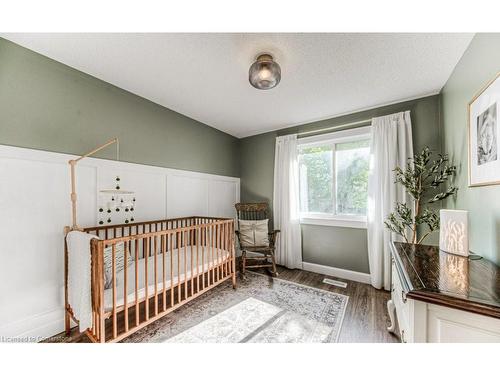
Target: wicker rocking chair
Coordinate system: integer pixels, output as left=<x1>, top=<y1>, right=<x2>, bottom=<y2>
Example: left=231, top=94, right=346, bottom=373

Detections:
left=235, top=203, right=280, bottom=277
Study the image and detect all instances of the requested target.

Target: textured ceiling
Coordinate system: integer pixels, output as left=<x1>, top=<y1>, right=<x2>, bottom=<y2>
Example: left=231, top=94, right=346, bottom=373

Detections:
left=2, top=33, right=473, bottom=138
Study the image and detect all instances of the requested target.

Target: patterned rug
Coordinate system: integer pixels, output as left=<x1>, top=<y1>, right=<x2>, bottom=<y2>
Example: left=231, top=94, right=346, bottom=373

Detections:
left=122, top=272, right=348, bottom=343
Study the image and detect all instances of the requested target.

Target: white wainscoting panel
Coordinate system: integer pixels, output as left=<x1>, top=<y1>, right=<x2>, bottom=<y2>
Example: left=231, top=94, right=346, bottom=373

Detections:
left=208, top=180, right=239, bottom=219
left=167, top=174, right=209, bottom=218
left=97, top=167, right=166, bottom=224
left=0, top=145, right=239, bottom=340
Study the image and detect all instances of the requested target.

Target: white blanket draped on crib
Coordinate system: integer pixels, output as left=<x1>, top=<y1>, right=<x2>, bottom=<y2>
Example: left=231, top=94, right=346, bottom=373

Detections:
left=67, top=230, right=98, bottom=332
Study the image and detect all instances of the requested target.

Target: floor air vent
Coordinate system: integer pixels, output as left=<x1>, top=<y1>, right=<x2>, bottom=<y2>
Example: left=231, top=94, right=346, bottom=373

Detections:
left=323, top=278, right=347, bottom=288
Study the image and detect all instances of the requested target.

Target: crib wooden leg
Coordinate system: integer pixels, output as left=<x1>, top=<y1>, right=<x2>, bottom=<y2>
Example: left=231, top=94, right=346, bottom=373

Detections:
left=232, top=268, right=237, bottom=289
left=65, top=310, right=71, bottom=336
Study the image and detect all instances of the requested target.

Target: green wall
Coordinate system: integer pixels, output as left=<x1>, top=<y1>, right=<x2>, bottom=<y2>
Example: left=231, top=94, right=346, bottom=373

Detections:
left=4, top=34, right=478, bottom=272
left=441, top=33, right=500, bottom=265
left=0, top=38, right=240, bottom=177
left=240, top=95, right=441, bottom=273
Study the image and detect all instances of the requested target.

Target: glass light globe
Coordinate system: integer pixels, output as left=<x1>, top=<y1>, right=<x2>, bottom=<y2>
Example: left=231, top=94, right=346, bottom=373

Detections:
left=249, top=54, right=281, bottom=90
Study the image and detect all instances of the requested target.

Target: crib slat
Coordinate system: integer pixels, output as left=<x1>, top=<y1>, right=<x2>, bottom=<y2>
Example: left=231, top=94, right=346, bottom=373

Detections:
left=177, top=231, right=181, bottom=303
left=211, top=224, right=215, bottom=284
left=154, top=234, right=158, bottom=316
left=221, top=223, right=224, bottom=279
left=207, top=221, right=211, bottom=286
left=207, top=221, right=211, bottom=285
left=224, top=223, right=229, bottom=276
left=196, top=227, right=200, bottom=293
left=217, top=224, right=224, bottom=278
left=214, top=223, right=217, bottom=283
left=145, top=237, right=149, bottom=320
left=214, top=223, right=217, bottom=282
left=202, top=224, right=206, bottom=290
left=135, top=238, right=139, bottom=327
left=222, top=223, right=225, bottom=278
left=112, top=243, right=117, bottom=339
left=206, top=221, right=210, bottom=286
left=221, top=223, right=225, bottom=279
left=124, top=240, right=129, bottom=333
left=217, top=223, right=221, bottom=282
left=184, top=230, right=188, bottom=299
left=231, top=221, right=237, bottom=283
left=170, top=233, right=174, bottom=308
left=142, top=225, right=146, bottom=256
left=95, top=239, right=100, bottom=341
left=216, top=223, right=219, bottom=281
left=190, top=229, right=194, bottom=297
left=162, top=233, right=166, bottom=312
left=225, top=222, right=229, bottom=277
left=99, top=242, right=106, bottom=343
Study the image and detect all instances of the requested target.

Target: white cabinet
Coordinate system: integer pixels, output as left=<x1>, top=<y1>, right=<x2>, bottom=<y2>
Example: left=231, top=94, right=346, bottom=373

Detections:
left=388, top=256, right=500, bottom=343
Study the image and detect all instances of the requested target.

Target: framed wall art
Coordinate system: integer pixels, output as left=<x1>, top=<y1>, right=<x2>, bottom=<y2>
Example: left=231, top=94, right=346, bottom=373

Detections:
left=468, top=72, right=500, bottom=186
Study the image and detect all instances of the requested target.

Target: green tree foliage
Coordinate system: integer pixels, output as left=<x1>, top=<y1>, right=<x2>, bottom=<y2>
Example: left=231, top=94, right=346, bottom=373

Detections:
left=336, top=149, right=369, bottom=215
left=300, top=146, right=333, bottom=213
left=299, top=140, right=369, bottom=215
left=384, top=147, right=457, bottom=244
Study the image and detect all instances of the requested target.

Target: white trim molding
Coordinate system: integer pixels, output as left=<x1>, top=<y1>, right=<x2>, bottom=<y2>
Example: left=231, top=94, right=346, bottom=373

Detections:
left=0, top=308, right=66, bottom=343
left=297, top=125, right=371, bottom=145
left=302, top=262, right=371, bottom=284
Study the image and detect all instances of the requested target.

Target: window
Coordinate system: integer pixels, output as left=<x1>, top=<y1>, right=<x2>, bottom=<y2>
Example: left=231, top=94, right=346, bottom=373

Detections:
left=298, top=127, right=370, bottom=228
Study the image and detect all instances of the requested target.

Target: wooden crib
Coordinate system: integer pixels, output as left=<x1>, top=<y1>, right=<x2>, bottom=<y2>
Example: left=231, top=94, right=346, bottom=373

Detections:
left=64, top=216, right=237, bottom=343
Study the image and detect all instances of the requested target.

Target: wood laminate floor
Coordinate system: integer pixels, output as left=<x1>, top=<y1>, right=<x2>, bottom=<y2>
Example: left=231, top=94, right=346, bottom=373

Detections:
left=49, top=266, right=399, bottom=343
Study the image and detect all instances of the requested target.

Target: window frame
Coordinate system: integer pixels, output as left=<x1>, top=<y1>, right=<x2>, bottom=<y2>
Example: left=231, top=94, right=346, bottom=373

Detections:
left=297, top=126, right=371, bottom=229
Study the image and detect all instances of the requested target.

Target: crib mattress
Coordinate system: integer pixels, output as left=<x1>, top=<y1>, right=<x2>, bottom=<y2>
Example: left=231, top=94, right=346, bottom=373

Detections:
left=104, top=246, right=230, bottom=311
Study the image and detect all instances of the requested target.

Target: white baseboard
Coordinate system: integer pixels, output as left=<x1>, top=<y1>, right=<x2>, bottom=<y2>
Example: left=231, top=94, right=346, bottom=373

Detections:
left=0, top=308, right=65, bottom=342
left=302, top=262, right=371, bottom=284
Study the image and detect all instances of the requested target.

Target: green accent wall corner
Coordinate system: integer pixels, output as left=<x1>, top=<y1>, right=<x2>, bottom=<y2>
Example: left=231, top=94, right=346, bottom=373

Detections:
left=0, top=37, right=240, bottom=177
left=240, top=94, right=442, bottom=274
left=441, top=33, right=500, bottom=265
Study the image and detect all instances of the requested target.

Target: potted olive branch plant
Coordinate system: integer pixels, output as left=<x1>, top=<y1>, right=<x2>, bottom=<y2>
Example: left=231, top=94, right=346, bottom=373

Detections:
left=384, top=147, right=458, bottom=245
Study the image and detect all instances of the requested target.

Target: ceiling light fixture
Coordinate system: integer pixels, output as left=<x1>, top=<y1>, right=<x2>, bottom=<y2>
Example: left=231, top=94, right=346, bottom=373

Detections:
left=249, top=53, right=281, bottom=90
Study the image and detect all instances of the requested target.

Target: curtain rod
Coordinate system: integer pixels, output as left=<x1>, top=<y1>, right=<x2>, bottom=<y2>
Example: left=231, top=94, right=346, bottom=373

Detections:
left=297, top=118, right=372, bottom=138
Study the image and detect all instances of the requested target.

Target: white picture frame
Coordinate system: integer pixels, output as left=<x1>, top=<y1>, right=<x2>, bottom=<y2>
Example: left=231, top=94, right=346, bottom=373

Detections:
left=468, top=72, right=500, bottom=187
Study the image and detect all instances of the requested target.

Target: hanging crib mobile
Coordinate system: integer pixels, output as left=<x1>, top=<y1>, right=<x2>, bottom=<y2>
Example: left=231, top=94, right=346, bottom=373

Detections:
left=67, top=137, right=135, bottom=229
left=98, top=175, right=136, bottom=225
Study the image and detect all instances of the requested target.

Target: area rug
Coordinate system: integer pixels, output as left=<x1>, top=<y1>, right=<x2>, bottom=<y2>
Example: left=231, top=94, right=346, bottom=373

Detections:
left=122, top=272, right=349, bottom=343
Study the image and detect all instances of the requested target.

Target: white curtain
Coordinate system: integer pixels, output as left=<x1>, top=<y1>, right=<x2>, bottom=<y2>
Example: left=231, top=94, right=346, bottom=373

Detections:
left=367, top=111, right=413, bottom=290
left=273, top=134, right=303, bottom=269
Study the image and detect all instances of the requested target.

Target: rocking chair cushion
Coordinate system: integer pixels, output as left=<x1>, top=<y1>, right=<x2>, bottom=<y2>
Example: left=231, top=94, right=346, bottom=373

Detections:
left=238, top=219, right=270, bottom=247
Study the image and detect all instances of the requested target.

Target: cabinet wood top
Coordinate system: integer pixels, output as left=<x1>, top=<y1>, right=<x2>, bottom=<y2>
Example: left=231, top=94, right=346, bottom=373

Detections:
left=391, top=242, right=500, bottom=319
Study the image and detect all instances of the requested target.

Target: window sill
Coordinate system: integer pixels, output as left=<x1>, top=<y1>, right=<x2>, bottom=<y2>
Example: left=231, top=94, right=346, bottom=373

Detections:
left=300, top=216, right=367, bottom=229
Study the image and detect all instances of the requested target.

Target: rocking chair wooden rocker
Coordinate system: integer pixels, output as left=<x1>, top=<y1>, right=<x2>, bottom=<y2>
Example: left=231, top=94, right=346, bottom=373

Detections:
left=235, top=203, right=280, bottom=277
